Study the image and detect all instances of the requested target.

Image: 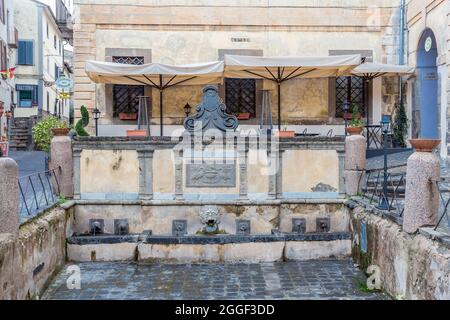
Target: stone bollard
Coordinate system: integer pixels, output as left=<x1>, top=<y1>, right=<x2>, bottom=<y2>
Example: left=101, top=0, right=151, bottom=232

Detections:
left=0, top=157, right=19, bottom=236
left=50, top=134, right=73, bottom=198
left=403, top=149, right=440, bottom=234
left=344, top=134, right=366, bottom=196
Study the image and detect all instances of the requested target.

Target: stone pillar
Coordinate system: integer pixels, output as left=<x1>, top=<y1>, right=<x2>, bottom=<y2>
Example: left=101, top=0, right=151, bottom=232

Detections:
left=174, top=148, right=184, bottom=200
left=137, top=149, right=154, bottom=200
left=51, top=135, right=73, bottom=198
left=344, top=134, right=366, bottom=196
left=403, top=152, right=440, bottom=234
left=73, top=148, right=82, bottom=200
left=0, top=157, right=19, bottom=236
left=238, top=146, right=249, bottom=200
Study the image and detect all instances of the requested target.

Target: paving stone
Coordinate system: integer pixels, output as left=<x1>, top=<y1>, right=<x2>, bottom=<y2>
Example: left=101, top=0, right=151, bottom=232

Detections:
left=42, top=260, right=387, bottom=300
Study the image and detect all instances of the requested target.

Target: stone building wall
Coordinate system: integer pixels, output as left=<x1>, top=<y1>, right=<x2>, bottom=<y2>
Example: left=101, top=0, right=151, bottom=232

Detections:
left=72, top=0, right=404, bottom=133
left=406, top=0, right=450, bottom=158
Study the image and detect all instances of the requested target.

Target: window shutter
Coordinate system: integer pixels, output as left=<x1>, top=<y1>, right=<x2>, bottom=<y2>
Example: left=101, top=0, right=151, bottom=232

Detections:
left=26, top=41, right=34, bottom=65
left=18, top=41, right=26, bottom=64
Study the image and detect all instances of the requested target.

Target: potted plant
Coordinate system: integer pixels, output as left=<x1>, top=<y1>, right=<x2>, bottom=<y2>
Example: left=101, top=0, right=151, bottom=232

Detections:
left=119, top=111, right=138, bottom=121
left=32, top=116, right=70, bottom=153
left=276, top=125, right=296, bottom=138
left=0, top=103, right=4, bottom=117
left=5, top=110, right=12, bottom=118
left=346, top=106, right=364, bottom=135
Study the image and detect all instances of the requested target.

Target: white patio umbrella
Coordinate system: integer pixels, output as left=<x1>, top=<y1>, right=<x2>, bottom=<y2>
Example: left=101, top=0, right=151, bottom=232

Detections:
left=349, top=62, right=415, bottom=123
left=85, top=60, right=224, bottom=136
left=224, top=54, right=362, bottom=130
left=351, top=62, right=415, bottom=79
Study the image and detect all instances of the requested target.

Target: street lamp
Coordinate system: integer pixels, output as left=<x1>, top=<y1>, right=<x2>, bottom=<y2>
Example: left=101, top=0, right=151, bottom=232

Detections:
left=92, top=107, right=101, bottom=137
left=184, top=103, right=191, bottom=117
left=377, top=116, right=391, bottom=211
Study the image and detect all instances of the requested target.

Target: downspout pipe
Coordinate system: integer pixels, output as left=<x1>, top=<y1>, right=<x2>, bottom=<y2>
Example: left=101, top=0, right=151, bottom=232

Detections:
left=399, top=0, right=406, bottom=112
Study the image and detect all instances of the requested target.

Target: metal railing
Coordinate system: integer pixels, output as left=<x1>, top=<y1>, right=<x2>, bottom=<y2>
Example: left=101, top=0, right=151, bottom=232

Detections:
left=359, top=167, right=406, bottom=220
left=435, top=178, right=450, bottom=231
left=18, top=166, right=62, bottom=219
left=359, top=168, right=450, bottom=233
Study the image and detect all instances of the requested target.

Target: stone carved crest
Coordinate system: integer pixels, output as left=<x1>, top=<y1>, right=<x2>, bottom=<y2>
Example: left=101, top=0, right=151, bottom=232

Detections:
left=186, top=163, right=236, bottom=187
left=184, top=85, right=238, bottom=133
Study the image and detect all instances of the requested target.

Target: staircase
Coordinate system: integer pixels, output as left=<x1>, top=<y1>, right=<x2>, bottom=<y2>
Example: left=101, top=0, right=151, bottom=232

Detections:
left=9, top=117, right=32, bottom=150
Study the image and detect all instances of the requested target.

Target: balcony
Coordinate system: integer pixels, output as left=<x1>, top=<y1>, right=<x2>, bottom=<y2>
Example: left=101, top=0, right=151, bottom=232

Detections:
left=7, top=27, right=18, bottom=49
left=55, top=0, right=73, bottom=43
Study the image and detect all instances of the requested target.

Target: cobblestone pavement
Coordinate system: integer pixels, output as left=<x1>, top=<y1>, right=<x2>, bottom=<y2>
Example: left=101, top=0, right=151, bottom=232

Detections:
left=42, top=260, right=387, bottom=300
left=9, top=150, right=47, bottom=177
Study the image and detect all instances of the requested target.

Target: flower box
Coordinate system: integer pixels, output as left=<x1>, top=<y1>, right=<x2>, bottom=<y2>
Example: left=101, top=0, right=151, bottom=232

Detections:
left=119, top=112, right=138, bottom=121
left=236, top=113, right=251, bottom=120
left=276, top=130, right=296, bottom=138
left=127, top=129, right=148, bottom=137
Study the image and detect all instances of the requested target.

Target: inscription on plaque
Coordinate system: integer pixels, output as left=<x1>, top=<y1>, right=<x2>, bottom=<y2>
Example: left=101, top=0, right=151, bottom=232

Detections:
left=186, top=163, right=236, bottom=187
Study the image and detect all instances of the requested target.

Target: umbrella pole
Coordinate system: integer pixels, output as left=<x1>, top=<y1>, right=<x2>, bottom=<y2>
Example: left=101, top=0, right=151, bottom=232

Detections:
left=159, top=75, right=163, bottom=137
left=277, top=82, right=281, bottom=131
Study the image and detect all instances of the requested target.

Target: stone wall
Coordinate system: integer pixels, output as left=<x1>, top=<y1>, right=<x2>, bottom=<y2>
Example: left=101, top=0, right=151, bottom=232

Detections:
left=73, top=137, right=345, bottom=201
left=0, top=207, right=72, bottom=300
left=349, top=203, right=449, bottom=300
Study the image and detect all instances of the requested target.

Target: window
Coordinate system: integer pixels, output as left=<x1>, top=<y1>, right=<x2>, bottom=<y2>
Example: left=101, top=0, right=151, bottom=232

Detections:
left=54, top=36, right=57, bottom=50
left=112, top=56, right=145, bottom=118
left=0, top=0, right=4, bottom=25
left=335, top=76, right=365, bottom=118
left=18, top=40, right=34, bottom=65
left=17, top=85, right=38, bottom=108
left=46, top=23, right=49, bottom=38
left=225, top=78, right=256, bottom=118
left=46, top=91, right=49, bottom=111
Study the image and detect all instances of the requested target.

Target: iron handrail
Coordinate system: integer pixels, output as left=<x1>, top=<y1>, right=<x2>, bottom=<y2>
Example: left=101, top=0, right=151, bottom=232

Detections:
left=18, top=166, right=62, bottom=218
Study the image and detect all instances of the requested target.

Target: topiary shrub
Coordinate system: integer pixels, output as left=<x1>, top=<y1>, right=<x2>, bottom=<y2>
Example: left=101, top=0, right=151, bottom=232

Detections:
left=32, top=116, right=70, bottom=153
left=75, top=105, right=90, bottom=136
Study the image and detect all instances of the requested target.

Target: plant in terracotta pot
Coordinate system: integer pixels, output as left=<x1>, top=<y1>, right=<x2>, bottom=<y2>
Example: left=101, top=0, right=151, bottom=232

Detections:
left=346, top=106, right=364, bottom=135
left=276, top=125, right=296, bottom=138
left=32, top=116, right=70, bottom=153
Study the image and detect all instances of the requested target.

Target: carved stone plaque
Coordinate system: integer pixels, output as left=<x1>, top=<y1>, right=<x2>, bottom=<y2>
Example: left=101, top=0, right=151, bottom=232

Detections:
left=186, top=163, right=236, bottom=187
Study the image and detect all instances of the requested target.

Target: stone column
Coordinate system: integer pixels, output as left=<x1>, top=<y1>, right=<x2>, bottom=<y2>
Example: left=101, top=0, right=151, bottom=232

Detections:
left=238, top=147, right=249, bottom=200
left=174, top=148, right=184, bottom=200
left=0, top=157, right=19, bottom=236
left=344, top=134, right=366, bottom=196
left=403, top=151, right=440, bottom=234
left=51, top=135, right=73, bottom=198
left=73, top=148, right=82, bottom=200
left=137, top=149, right=154, bottom=200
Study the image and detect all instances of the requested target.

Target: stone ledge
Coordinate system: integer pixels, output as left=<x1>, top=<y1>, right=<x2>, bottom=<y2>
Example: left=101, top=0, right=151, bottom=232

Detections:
left=67, top=232, right=351, bottom=245
left=72, top=198, right=346, bottom=206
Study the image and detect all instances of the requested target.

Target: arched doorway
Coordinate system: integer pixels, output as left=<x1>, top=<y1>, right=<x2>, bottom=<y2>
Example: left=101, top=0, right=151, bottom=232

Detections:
left=416, top=28, right=438, bottom=138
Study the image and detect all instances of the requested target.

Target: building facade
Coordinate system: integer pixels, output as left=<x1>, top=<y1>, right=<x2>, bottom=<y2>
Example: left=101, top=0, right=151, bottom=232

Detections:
left=72, top=0, right=409, bottom=137
left=0, top=0, right=17, bottom=153
left=14, top=0, right=73, bottom=122
left=406, top=0, right=450, bottom=158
